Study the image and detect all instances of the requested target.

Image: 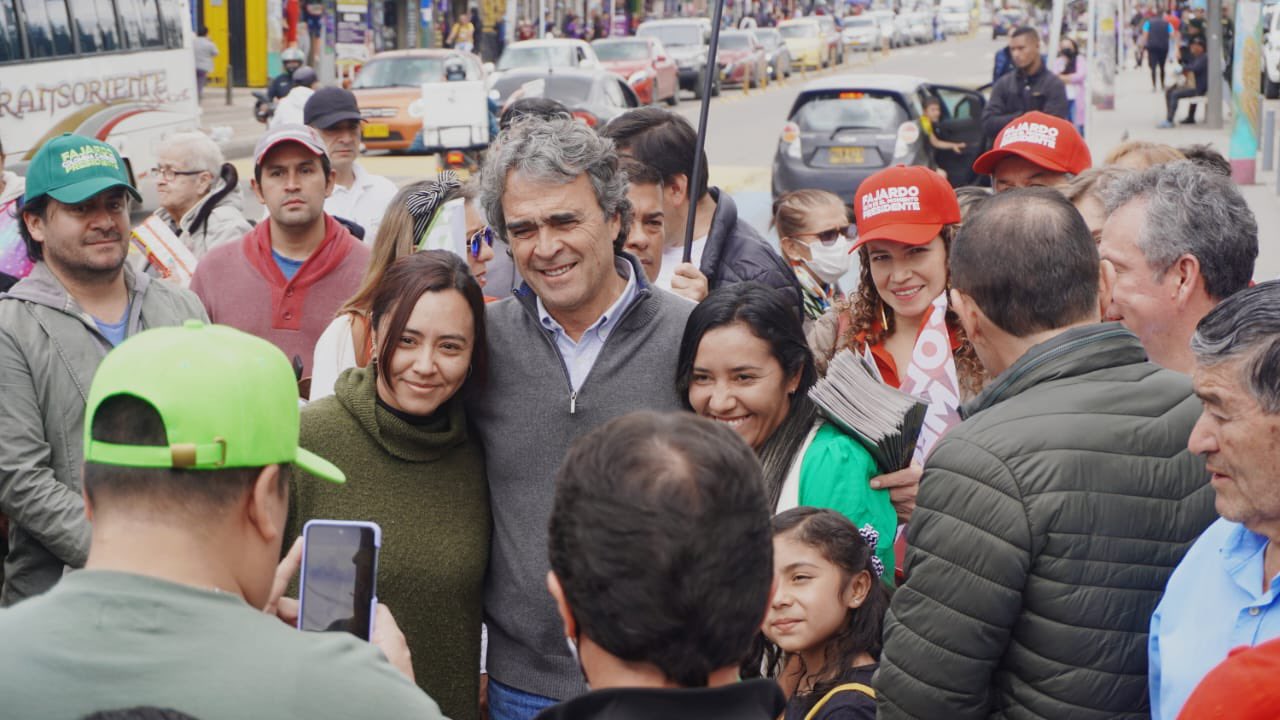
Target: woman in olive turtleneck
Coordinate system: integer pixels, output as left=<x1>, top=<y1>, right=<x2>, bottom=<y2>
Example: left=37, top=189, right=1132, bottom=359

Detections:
left=288, top=250, right=490, bottom=720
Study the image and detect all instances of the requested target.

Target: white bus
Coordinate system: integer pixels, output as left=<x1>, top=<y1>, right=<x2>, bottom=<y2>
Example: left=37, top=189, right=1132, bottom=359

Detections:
left=0, top=0, right=200, bottom=208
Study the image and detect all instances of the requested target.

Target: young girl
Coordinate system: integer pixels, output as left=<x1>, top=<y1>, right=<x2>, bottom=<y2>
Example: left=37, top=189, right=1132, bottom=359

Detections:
left=762, top=507, right=890, bottom=720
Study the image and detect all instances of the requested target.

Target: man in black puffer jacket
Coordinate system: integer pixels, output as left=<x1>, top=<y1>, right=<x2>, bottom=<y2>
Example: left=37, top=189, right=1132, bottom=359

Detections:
left=876, top=189, right=1215, bottom=719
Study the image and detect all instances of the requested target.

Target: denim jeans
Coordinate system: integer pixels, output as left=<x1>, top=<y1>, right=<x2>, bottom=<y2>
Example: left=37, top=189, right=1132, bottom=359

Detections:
left=487, top=677, right=559, bottom=720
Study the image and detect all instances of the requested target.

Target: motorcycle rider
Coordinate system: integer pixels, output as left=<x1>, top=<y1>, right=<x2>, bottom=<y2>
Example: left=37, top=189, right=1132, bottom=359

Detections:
left=269, top=47, right=306, bottom=102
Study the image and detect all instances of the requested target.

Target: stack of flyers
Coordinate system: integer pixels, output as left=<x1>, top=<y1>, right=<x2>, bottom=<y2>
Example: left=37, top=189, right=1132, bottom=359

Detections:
left=131, top=216, right=198, bottom=287
left=808, top=349, right=929, bottom=473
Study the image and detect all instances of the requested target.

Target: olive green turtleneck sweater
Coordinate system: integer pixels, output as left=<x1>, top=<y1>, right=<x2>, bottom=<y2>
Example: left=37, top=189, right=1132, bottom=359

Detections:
left=289, top=366, right=490, bottom=720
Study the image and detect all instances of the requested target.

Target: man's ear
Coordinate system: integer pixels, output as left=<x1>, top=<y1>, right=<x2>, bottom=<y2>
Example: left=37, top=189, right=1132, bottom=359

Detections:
left=1098, top=258, right=1117, bottom=319
left=246, top=464, right=286, bottom=544
left=324, top=167, right=337, bottom=198
left=1169, top=253, right=1204, bottom=305
left=950, top=288, right=983, bottom=344
left=22, top=211, right=46, bottom=243
left=250, top=177, right=267, bottom=205
left=81, top=482, right=95, bottom=523
left=547, top=570, right=577, bottom=639
left=665, top=173, right=690, bottom=208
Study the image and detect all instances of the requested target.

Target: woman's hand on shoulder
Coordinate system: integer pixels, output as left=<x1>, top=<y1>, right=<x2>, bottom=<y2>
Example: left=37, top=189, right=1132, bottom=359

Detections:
left=870, top=462, right=921, bottom=523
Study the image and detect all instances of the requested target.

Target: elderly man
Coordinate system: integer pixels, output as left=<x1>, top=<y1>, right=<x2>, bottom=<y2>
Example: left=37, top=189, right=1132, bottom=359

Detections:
left=471, top=117, right=693, bottom=720
left=972, top=110, right=1092, bottom=192
left=1100, top=160, right=1257, bottom=374
left=980, top=27, right=1070, bottom=147
left=0, top=134, right=206, bottom=605
left=1148, top=281, right=1280, bottom=720
left=539, top=411, right=782, bottom=719
left=876, top=188, right=1214, bottom=719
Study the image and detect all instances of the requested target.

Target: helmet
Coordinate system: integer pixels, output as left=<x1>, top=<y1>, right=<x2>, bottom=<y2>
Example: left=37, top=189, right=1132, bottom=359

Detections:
left=281, top=47, right=305, bottom=68
left=444, top=56, right=468, bottom=81
left=292, top=65, right=318, bottom=86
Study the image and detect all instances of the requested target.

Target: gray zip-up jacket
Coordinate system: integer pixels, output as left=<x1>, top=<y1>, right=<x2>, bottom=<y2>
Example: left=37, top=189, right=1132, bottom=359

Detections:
left=0, top=262, right=206, bottom=606
left=467, top=254, right=693, bottom=700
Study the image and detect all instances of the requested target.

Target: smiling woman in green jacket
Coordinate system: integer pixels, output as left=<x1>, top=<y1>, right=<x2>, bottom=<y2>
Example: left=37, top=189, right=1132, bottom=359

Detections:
left=288, top=249, right=490, bottom=720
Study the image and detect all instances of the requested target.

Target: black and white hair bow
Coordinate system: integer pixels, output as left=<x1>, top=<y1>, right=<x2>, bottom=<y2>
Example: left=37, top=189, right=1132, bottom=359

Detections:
left=858, top=524, right=885, bottom=579
left=405, top=170, right=463, bottom=247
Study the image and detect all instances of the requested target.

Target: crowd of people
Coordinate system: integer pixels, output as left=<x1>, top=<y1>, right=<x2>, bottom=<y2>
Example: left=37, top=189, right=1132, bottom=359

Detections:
left=0, top=48, right=1271, bottom=720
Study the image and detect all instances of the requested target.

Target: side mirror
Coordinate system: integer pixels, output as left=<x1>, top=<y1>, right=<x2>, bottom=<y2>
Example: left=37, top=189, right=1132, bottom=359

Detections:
left=482, top=62, right=495, bottom=74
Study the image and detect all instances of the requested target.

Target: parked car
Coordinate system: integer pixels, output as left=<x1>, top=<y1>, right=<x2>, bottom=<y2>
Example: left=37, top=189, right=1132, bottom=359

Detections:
left=778, top=18, right=829, bottom=69
left=1262, top=2, right=1280, bottom=98
left=771, top=74, right=987, bottom=202
left=636, top=18, right=722, bottom=98
left=814, top=14, right=845, bottom=64
left=893, top=12, right=915, bottom=46
left=495, top=39, right=602, bottom=75
left=992, top=9, right=1024, bottom=38
left=869, top=9, right=896, bottom=47
left=351, top=49, right=485, bottom=152
left=752, top=27, right=794, bottom=80
left=938, top=2, right=972, bottom=35
left=593, top=36, right=679, bottom=106
left=489, top=68, right=640, bottom=128
left=841, top=15, right=881, bottom=52
left=908, top=12, right=933, bottom=44
left=716, top=30, right=769, bottom=87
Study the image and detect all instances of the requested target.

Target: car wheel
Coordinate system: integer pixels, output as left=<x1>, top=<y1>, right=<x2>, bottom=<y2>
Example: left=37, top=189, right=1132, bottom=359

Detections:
left=666, top=84, right=680, bottom=105
left=1267, top=73, right=1280, bottom=100
left=693, top=71, right=705, bottom=99
left=712, top=76, right=721, bottom=96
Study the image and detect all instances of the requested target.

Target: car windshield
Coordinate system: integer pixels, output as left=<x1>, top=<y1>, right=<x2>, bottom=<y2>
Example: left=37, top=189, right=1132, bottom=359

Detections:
left=847, top=17, right=875, bottom=26
left=719, top=34, right=750, bottom=49
left=352, top=57, right=446, bottom=88
left=779, top=23, right=818, bottom=38
left=754, top=30, right=781, bottom=48
left=638, top=24, right=702, bottom=47
left=498, top=45, right=576, bottom=70
left=594, top=41, right=649, bottom=60
left=793, top=92, right=908, bottom=132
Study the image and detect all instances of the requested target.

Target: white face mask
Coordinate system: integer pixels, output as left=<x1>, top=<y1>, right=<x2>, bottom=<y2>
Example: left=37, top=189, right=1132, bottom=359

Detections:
left=804, top=235, right=856, bottom=284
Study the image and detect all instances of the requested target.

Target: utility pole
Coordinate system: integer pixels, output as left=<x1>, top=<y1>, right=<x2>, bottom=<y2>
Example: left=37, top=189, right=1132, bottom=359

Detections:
left=1206, top=0, right=1223, bottom=128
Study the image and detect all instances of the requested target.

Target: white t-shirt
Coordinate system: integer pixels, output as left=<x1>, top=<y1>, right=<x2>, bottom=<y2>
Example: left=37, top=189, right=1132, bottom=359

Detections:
left=269, top=86, right=314, bottom=128
left=655, top=235, right=707, bottom=290
left=310, top=314, right=358, bottom=402
left=325, top=162, right=399, bottom=242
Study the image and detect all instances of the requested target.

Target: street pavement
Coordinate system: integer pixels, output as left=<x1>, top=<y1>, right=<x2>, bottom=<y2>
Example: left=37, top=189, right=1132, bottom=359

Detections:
left=197, top=31, right=1279, bottom=278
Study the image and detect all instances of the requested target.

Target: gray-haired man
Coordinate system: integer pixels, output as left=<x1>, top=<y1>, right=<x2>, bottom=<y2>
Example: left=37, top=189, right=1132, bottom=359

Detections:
left=1099, top=160, right=1258, bottom=374
left=1149, top=281, right=1280, bottom=719
left=469, top=117, right=693, bottom=719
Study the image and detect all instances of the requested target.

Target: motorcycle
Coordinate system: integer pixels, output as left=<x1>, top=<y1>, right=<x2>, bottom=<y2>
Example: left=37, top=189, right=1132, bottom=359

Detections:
left=252, top=91, right=276, bottom=125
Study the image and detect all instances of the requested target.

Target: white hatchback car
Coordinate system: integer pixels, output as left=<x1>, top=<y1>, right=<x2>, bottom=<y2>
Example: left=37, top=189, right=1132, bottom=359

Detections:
left=1264, top=3, right=1280, bottom=98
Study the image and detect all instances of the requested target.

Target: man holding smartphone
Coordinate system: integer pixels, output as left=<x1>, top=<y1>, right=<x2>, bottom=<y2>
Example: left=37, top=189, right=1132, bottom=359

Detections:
left=0, top=321, right=445, bottom=719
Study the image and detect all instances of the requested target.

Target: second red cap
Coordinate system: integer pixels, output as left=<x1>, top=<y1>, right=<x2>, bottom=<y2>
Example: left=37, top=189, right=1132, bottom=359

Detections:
left=852, top=165, right=961, bottom=251
left=972, top=111, right=1092, bottom=176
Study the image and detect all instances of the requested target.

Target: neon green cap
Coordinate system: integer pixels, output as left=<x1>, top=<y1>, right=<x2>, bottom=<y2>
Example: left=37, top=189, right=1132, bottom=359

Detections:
left=83, top=320, right=344, bottom=483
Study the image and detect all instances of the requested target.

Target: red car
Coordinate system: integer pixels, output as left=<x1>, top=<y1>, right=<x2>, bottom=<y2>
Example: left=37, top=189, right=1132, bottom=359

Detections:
left=716, top=31, right=769, bottom=88
left=592, top=37, right=679, bottom=106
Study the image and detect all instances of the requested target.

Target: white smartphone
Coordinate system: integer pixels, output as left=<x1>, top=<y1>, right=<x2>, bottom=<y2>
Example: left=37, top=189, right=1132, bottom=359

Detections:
left=297, top=520, right=381, bottom=641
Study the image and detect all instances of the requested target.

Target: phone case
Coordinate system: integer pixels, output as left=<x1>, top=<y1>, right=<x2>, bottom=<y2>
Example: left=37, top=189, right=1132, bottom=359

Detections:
left=297, top=519, right=382, bottom=639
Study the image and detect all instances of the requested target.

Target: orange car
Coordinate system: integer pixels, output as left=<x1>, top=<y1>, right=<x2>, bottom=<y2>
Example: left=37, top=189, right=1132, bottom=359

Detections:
left=351, top=49, right=485, bottom=152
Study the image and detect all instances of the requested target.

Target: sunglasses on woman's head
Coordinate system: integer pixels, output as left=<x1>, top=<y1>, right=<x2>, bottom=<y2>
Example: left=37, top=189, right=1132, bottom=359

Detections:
left=468, top=227, right=495, bottom=258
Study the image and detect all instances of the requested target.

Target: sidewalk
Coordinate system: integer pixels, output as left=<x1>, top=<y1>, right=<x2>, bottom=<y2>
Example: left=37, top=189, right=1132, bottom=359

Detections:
left=197, top=87, right=269, bottom=162
left=1086, top=64, right=1280, bottom=279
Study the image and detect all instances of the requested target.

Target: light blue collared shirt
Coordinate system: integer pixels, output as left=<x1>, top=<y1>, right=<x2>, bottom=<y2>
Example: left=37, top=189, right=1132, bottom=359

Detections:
left=536, top=259, right=640, bottom=394
left=1150, top=517, right=1280, bottom=719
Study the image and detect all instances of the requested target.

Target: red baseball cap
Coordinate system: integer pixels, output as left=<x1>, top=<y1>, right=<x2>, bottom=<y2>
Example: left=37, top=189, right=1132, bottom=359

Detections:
left=972, top=111, right=1092, bottom=176
left=253, top=124, right=328, bottom=168
left=852, top=165, right=961, bottom=250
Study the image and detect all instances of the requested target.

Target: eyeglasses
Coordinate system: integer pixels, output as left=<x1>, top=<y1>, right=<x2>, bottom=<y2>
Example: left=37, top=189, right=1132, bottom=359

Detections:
left=468, top=227, right=495, bottom=258
left=150, top=167, right=205, bottom=181
left=795, top=225, right=855, bottom=246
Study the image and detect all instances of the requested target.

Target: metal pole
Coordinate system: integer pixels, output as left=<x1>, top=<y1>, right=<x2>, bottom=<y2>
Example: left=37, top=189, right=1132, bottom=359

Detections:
left=1206, top=0, right=1223, bottom=128
left=1265, top=108, right=1276, bottom=173
left=225, top=64, right=233, bottom=105
left=539, top=0, right=546, bottom=36
left=681, top=0, right=725, bottom=262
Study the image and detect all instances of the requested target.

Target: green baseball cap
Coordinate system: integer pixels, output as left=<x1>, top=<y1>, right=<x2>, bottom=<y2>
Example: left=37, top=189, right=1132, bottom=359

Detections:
left=25, top=133, right=142, bottom=205
left=83, top=320, right=344, bottom=483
